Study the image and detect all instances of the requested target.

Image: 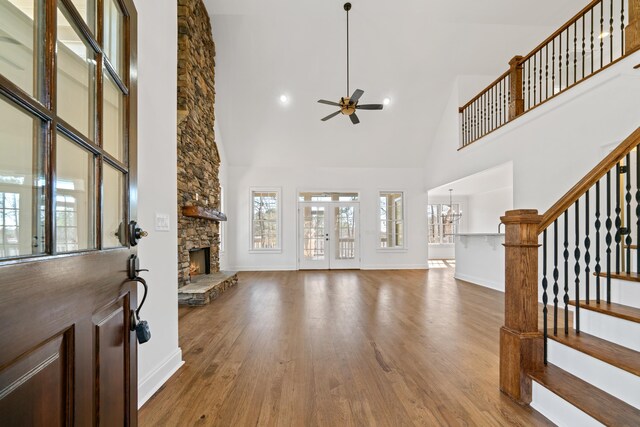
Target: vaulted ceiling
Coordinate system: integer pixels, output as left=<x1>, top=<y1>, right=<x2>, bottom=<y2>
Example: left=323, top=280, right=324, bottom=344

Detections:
left=205, top=0, right=585, bottom=168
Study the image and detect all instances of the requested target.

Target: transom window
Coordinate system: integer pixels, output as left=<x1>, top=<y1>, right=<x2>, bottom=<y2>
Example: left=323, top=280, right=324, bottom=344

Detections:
left=251, top=189, right=281, bottom=251
left=428, top=204, right=462, bottom=244
left=379, top=192, right=404, bottom=249
left=298, top=192, right=359, bottom=202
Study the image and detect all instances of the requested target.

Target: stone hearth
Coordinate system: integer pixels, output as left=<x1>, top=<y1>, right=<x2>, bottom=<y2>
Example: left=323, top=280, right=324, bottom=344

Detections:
left=178, top=271, right=238, bottom=306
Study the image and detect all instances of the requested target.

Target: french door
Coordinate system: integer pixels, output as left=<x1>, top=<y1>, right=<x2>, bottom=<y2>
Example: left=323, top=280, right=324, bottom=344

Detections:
left=0, top=0, right=139, bottom=425
left=299, top=202, right=360, bottom=269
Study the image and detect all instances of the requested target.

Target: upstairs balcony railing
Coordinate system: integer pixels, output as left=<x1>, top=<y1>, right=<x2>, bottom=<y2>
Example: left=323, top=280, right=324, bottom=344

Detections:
left=459, top=0, right=640, bottom=149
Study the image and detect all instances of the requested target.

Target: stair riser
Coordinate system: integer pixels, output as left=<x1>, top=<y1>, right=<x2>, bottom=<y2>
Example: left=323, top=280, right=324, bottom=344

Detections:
left=547, top=340, right=640, bottom=408
left=571, top=307, right=640, bottom=351
left=531, top=383, right=604, bottom=427
left=598, top=278, right=640, bottom=309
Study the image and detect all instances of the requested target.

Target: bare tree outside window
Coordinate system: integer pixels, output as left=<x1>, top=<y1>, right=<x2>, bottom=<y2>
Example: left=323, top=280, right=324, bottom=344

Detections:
left=379, top=192, right=404, bottom=248
left=252, top=190, right=280, bottom=250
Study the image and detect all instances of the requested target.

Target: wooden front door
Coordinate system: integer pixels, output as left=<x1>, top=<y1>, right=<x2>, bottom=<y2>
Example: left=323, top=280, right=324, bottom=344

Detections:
left=0, top=0, right=139, bottom=425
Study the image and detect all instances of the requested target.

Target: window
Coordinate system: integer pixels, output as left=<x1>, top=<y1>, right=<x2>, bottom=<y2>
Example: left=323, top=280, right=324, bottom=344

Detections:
left=251, top=189, right=280, bottom=251
left=56, top=194, right=80, bottom=252
left=298, top=192, right=359, bottom=202
left=428, top=203, right=462, bottom=244
left=379, top=192, right=404, bottom=249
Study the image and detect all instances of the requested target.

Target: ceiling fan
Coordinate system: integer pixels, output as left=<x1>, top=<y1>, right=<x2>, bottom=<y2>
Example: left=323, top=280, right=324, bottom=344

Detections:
left=318, top=2, right=384, bottom=125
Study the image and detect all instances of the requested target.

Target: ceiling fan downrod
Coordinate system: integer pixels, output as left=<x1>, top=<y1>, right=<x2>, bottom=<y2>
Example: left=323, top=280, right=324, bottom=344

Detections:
left=345, top=2, right=351, bottom=97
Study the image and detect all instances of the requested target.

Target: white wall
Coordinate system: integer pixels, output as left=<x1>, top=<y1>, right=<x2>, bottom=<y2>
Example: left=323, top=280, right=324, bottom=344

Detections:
left=226, top=166, right=428, bottom=270
left=425, top=52, right=640, bottom=214
left=466, top=186, right=513, bottom=233
left=134, top=0, right=182, bottom=407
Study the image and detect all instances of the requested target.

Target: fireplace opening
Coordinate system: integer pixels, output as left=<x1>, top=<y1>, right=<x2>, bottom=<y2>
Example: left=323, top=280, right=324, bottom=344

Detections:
left=189, top=247, right=211, bottom=279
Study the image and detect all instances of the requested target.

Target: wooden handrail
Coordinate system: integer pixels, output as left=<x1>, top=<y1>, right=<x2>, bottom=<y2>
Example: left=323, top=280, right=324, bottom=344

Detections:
left=458, top=70, right=510, bottom=112
left=520, top=0, right=603, bottom=62
left=538, top=126, right=640, bottom=233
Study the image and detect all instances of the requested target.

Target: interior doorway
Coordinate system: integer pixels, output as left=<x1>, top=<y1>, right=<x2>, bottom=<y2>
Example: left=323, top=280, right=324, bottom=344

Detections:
left=298, top=192, right=360, bottom=269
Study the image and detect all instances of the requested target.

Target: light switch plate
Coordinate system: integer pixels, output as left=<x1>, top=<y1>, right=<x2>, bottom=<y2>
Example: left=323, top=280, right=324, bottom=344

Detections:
left=155, top=213, right=170, bottom=231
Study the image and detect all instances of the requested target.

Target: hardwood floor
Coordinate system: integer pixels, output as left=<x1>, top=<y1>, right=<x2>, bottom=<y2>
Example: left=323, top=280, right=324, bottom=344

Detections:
left=139, top=269, right=552, bottom=426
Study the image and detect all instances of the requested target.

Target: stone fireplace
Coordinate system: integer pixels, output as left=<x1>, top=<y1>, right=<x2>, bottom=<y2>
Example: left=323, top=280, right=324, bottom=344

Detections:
left=176, top=0, right=237, bottom=305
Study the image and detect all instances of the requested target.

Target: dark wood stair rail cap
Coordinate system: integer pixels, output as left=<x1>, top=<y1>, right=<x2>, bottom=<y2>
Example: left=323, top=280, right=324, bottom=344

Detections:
left=499, top=209, right=544, bottom=404
left=539, top=126, right=640, bottom=233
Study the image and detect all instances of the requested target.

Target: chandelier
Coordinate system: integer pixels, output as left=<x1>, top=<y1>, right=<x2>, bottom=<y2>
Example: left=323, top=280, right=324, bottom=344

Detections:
left=443, top=189, right=462, bottom=224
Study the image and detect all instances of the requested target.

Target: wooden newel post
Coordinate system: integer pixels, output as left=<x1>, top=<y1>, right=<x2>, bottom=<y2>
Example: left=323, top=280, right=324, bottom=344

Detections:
left=627, top=0, right=640, bottom=54
left=499, top=209, right=544, bottom=404
left=508, top=56, right=524, bottom=120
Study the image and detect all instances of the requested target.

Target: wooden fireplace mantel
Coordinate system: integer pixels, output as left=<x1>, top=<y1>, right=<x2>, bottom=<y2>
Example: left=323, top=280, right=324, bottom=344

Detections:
left=182, top=206, right=227, bottom=221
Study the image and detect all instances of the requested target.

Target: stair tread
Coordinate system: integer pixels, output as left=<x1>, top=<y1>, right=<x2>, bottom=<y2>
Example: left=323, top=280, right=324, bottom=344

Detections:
left=569, top=300, right=640, bottom=323
left=596, top=271, right=640, bottom=282
left=546, top=328, right=640, bottom=376
left=529, top=364, right=640, bottom=426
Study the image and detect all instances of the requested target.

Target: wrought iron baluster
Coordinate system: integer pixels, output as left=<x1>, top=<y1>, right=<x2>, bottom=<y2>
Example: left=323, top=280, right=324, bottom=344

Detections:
left=596, top=180, right=601, bottom=303
left=637, top=146, right=640, bottom=278
left=591, top=8, right=595, bottom=74
left=600, top=1, right=605, bottom=69
left=533, top=55, right=537, bottom=106
left=545, top=45, right=549, bottom=100
left=542, top=229, right=549, bottom=364
left=626, top=153, right=632, bottom=274
left=621, top=0, right=625, bottom=56
left=559, top=34, right=563, bottom=91
left=553, top=219, right=559, bottom=335
left=574, top=201, right=581, bottom=333
left=585, top=190, right=591, bottom=305
left=573, top=21, right=577, bottom=86
left=564, top=211, right=570, bottom=334
left=566, top=29, right=570, bottom=88
left=582, top=16, right=586, bottom=79
left=615, top=162, right=622, bottom=275
left=527, top=59, right=531, bottom=109
left=609, top=0, right=614, bottom=63
left=606, top=170, right=613, bottom=303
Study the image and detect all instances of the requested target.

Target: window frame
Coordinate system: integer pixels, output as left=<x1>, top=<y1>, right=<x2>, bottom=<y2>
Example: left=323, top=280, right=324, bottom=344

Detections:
left=377, top=190, right=407, bottom=251
left=249, top=187, right=282, bottom=253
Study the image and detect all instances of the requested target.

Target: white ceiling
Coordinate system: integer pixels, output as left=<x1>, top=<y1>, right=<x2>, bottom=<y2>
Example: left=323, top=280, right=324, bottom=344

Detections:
left=205, top=0, right=586, bottom=168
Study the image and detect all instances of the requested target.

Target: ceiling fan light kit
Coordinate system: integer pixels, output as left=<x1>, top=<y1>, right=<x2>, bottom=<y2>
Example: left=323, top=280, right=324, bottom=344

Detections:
left=317, top=2, right=384, bottom=125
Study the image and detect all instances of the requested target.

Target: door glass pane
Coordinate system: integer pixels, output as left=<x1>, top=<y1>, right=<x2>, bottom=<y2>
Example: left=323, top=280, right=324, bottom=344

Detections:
left=103, top=69, right=124, bottom=161
left=104, top=0, right=123, bottom=76
left=0, top=0, right=44, bottom=98
left=0, top=97, right=46, bottom=258
left=68, top=0, right=95, bottom=32
left=102, top=163, right=124, bottom=248
left=56, top=133, right=95, bottom=252
left=335, top=207, right=355, bottom=260
left=303, top=206, right=325, bottom=261
left=57, top=4, right=96, bottom=139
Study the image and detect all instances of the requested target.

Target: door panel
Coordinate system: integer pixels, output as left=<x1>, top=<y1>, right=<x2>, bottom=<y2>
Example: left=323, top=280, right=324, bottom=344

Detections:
left=0, top=330, right=71, bottom=426
left=330, top=204, right=360, bottom=269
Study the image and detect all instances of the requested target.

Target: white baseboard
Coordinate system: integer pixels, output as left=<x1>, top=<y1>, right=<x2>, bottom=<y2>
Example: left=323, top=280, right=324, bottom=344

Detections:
left=228, top=265, right=297, bottom=272
left=454, top=272, right=504, bottom=292
left=361, top=264, right=429, bottom=270
left=138, top=347, right=184, bottom=408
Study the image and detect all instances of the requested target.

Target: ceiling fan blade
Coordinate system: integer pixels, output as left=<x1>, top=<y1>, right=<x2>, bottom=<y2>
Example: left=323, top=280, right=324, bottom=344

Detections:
left=350, top=89, right=364, bottom=104
left=350, top=113, right=360, bottom=125
left=321, top=111, right=341, bottom=121
left=318, top=99, right=341, bottom=107
left=356, top=104, right=384, bottom=110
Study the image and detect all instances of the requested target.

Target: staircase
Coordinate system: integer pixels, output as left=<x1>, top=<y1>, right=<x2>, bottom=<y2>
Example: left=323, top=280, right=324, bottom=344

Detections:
left=500, top=128, right=640, bottom=426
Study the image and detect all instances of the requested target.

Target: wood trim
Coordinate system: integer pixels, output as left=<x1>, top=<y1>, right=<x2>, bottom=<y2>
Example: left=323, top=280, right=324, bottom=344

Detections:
left=182, top=206, right=227, bottom=222
left=539, top=126, right=640, bottom=232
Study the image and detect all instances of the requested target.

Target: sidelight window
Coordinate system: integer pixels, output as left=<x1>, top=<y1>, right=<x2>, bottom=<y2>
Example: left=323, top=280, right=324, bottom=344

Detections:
left=251, top=189, right=281, bottom=251
left=379, top=192, right=405, bottom=249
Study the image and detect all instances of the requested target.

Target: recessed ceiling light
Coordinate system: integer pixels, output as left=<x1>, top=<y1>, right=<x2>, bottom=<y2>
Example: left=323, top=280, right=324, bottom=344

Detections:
left=383, top=97, right=391, bottom=105
left=598, top=31, right=610, bottom=39
left=279, top=94, right=289, bottom=103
